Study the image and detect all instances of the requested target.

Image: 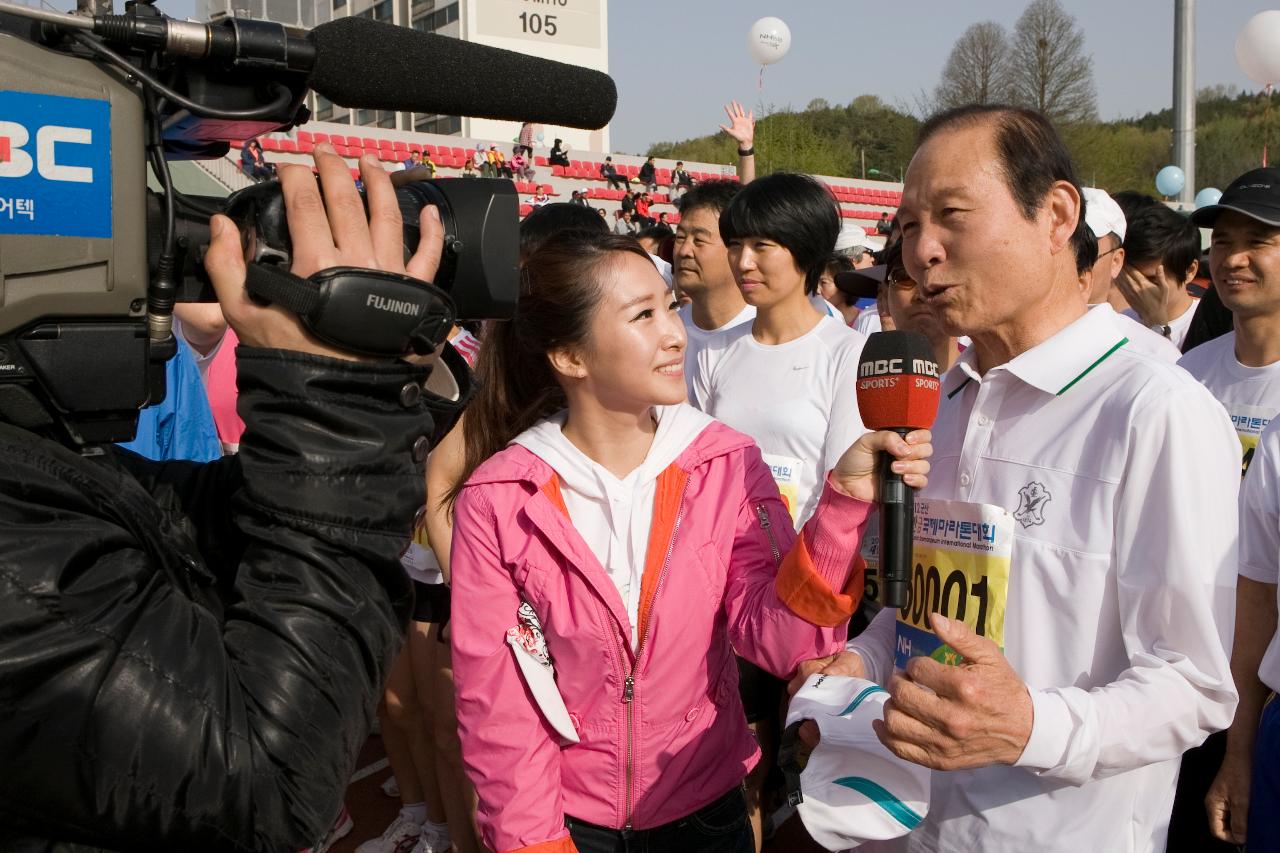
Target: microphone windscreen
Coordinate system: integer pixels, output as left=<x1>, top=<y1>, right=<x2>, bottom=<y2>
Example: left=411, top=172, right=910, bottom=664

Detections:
left=855, top=331, right=941, bottom=431
left=308, top=18, right=617, bottom=129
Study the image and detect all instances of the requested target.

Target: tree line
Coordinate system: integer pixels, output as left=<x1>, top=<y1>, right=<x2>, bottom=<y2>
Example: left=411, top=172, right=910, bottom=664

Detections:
left=648, top=0, right=1277, bottom=197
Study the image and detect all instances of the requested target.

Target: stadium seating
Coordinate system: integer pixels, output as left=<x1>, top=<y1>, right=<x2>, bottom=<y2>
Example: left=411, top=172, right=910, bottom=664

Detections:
left=222, top=122, right=901, bottom=228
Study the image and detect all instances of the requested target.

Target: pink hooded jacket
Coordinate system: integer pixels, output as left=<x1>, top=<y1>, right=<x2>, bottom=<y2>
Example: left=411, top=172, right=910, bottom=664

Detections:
left=450, top=420, right=870, bottom=853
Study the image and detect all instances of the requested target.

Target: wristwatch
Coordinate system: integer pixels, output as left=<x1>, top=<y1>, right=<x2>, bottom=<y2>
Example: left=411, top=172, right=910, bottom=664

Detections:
left=737, top=146, right=755, bottom=157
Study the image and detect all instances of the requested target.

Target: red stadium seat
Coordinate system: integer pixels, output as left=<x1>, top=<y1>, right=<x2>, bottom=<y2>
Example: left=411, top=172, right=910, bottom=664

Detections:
left=350, top=168, right=360, bottom=180
left=541, top=183, right=555, bottom=195
left=259, top=137, right=281, bottom=151
left=362, top=137, right=379, bottom=149
left=393, top=140, right=408, bottom=151
left=519, top=204, right=533, bottom=217
left=312, top=133, right=329, bottom=144
left=551, top=165, right=565, bottom=177
left=279, top=139, right=297, bottom=152
left=297, top=140, right=314, bottom=154
left=297, top=131, right=312, bottom=144
left=535, top=155, right=549, bottom=167
left=229, top=139, right=244, bottom=148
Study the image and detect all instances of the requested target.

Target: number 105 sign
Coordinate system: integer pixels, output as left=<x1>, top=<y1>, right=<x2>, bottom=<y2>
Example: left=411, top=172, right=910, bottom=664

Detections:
left=475, top=0, right=602, bottom=50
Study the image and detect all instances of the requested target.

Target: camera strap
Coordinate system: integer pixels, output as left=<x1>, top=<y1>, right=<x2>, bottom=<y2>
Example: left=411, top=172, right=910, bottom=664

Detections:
left=244, top=263, right=457, bottom=358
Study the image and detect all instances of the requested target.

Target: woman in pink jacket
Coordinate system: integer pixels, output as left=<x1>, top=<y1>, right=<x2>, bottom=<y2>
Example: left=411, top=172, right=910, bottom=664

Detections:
left=448, top=231, right=930, bottom=853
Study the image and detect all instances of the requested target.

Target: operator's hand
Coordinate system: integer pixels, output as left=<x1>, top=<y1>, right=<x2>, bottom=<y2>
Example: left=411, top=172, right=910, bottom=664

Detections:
left=830, top=430, right=931, bottom=503
left=719, top=101, right=755, bottom=149
left=204, top=143, right=445, bottom=361
left=875, top=613, right=1033, bottom=770
left=789, top=649, right=867, bottom=696
left=1114, top=264, right=1173, bottom=328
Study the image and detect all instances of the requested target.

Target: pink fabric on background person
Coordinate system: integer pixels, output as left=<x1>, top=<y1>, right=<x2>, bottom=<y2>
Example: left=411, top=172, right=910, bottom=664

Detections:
left=206, top=327, right=245, bottom=454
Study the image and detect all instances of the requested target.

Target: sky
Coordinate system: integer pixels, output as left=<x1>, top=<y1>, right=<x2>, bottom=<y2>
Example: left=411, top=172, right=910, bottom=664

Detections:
left=150, top=0, right=1279, bottom=154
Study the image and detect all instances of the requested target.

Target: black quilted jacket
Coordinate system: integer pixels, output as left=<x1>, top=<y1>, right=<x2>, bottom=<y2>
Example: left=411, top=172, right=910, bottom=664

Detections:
left=0, top=346, right=469, bottom=852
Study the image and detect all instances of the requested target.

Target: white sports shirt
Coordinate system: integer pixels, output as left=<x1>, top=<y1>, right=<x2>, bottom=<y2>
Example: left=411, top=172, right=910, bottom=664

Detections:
left=847, top=305, right=1239, bottom=853
left=691, top=314, right=866, bottom=528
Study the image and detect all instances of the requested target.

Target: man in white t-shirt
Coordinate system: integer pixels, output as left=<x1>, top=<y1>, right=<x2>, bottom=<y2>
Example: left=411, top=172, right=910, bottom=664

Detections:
left=1116, top=202, right=1202, bottom=350
left=1197, top=167, right=1280, bottom=848
left=798, top=104, right=1238, bottom=853
left=673, top=181, right=756, bottom=400
left=1179, top=167, right=1280, bottom=477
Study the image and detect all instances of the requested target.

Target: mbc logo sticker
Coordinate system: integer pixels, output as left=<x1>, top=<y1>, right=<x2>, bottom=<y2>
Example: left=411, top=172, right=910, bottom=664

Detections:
left=0, top=91, right=111, bottom=238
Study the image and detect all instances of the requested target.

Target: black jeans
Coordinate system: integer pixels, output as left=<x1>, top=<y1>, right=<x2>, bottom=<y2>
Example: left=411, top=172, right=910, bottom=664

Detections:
left=566, top=787, right=753, bottom=853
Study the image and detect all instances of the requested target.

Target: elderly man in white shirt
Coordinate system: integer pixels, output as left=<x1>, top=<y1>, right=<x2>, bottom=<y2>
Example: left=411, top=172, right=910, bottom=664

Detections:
left=796, top=105, right=1239, bottom=853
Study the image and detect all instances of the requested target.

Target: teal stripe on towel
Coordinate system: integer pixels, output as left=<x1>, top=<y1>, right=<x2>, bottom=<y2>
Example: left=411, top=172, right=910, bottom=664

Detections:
left=832, top=776, right=924, bottom=829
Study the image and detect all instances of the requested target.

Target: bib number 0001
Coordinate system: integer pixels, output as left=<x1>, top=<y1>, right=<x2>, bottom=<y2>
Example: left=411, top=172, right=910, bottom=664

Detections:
left=900, top=562, right=991, bottom=638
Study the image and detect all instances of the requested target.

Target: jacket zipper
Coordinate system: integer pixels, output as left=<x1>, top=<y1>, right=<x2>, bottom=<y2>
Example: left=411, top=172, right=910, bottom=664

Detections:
left=756, top=504, right=782, bottom=567
left=621, top=482, right=688, bottom=831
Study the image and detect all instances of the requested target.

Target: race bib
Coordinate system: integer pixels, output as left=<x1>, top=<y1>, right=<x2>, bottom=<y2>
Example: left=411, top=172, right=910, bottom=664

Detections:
left=894, top=499, right=1014, bottom=670
left=762, top=452, right=805, bottom=528
left=1229, top=404, right=1274, bottom=477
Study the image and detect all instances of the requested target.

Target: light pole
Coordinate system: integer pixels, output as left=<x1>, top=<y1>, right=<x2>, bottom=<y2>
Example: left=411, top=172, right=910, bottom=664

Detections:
left=868, top=167, right=903, bottom=183
left=1173, top=0, right=1196, bottom=204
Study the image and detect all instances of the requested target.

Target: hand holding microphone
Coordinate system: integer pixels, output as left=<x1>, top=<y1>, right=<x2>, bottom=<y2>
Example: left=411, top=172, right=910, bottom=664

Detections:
left=850, top=331, right=943, bottom=608
left=830, top=429, right=932, bottom=503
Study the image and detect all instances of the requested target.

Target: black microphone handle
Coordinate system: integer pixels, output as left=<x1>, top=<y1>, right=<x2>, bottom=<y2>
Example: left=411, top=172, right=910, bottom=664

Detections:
left=878, top=427, right=914, bottom=609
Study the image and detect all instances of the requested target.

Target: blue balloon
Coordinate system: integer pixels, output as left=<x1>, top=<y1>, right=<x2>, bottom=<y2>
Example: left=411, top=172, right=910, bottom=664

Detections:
left=1156, top=165, right=1186, bottom=197
left=1194, top=187, right=1223, bottom=209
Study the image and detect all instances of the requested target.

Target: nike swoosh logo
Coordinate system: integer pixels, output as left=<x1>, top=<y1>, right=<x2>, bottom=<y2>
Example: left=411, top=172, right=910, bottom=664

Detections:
left=792, top=365, right=810, bottom=371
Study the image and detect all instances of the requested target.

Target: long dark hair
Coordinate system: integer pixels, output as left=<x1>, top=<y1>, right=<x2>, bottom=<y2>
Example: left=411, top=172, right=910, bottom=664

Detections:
left=447, top=231, right=652, bottom=508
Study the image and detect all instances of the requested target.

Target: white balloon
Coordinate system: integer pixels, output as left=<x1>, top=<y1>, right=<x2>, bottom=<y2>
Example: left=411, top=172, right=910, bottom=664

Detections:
left=1236, top=11, right=1280, bottom=85
left=747, top=17, right=792, bottom=66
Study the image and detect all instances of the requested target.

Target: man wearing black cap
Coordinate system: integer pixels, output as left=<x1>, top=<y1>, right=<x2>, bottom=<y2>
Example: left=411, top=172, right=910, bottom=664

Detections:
left=1197, top=167, right=1280, bottom=847
left=1178, top=167, right=1280, bottom=477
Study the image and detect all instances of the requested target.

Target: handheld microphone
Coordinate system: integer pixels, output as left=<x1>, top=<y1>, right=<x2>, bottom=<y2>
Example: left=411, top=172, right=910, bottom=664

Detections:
left=855, top=331, right=941, bottom=608
left=307, top=17, right=618, bottom=129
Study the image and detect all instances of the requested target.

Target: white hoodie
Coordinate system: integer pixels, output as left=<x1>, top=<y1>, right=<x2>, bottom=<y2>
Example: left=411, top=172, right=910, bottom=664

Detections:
left=512, top=403, right=716, bottom=649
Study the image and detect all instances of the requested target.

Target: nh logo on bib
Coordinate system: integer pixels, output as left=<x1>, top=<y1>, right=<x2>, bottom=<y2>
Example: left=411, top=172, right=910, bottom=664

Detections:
left=0, top=91, right=112, bottom=238
left=1013, top=481, right=1051, bottom=528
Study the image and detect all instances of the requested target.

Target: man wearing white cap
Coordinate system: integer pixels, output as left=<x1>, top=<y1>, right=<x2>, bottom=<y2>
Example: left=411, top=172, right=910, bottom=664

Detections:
left=1082, top=188, right=1180, bottom=361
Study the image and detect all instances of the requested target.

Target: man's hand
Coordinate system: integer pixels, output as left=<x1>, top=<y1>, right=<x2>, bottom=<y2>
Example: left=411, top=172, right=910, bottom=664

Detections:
left=830, top=430, right=931, bottom=503
left=1114, top=264, right=1173, bottom=328
left=874, top=613, right=1033, bottom=770
left=1206, top=750, right=1252, bottom=844
left=204, top=143, right=445, bottom=361
left=719, top=100, right=755, bottom=149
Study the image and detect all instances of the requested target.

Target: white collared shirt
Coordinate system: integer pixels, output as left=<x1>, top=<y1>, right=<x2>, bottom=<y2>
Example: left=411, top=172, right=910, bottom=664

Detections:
left=847, top=304, right=1239, bottom=853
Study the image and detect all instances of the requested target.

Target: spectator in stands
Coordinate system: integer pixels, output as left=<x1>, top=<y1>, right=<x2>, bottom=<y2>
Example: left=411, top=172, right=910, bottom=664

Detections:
left=633, top=192, right=653, bottom=228
left=403, top=150, right=422, bottom=171
left=491, top=147, right=513, bottom=179
left=517, top=121, right=535, bottom=157
left=549, top=137, right=571, bottom=167
left=620, top=189, right=636, bottom=218
left=462, top=156, right=477, bottom=178
left=672, top=161, right=694, bottom=200
left=655, top=212, right=672, bottom=233
left=600, top=156, right=627, bottom=190
left=636, top=225, right=675, bottom=285
left=531, top=189, right=551, bottom=207
left=510, top=147, right=534, bottom=181
left=817, top=252, right=860, bottom=327
left=239, top=139, right=273, bottom=182
left=1116, top=203, right=1202, bottom=350
left=875, top=211, right=892, bottom=235
left=638, top=155, right=658, bottom=193
left=423, top=153, right=438, bottom=178
left=613, top=210, right=636, bottom=235
left=569, top=190, right=589, bottom=208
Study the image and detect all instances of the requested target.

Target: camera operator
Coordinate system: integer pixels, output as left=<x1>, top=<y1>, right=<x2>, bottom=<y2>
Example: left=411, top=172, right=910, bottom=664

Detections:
left=0, top=145, right=471, bottom=852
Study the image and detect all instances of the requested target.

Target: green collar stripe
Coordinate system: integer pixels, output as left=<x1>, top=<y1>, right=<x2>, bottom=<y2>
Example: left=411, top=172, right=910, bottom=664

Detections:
left=947, top=377, right=973, bottom=399
left=1057, top=337, right=1128, bottom=396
